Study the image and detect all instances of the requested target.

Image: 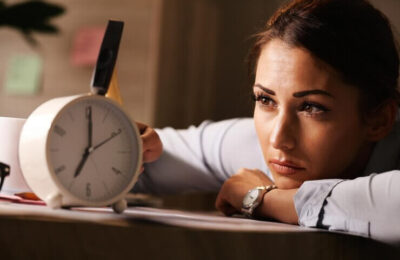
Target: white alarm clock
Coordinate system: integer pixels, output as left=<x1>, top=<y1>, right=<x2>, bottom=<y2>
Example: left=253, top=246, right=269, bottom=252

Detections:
left=18, top=20, right=141, bottom=213
left=19, top=94, right=142, bottom=213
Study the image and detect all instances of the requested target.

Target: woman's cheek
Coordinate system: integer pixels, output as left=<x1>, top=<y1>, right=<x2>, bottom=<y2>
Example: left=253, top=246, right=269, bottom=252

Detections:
left=304, top=125, right=355, bottom=180
left=254, top=112, right=274, bottom=150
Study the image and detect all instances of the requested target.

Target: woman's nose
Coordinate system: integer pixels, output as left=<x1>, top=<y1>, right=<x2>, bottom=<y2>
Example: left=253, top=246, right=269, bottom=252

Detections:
left=269, top=112, right=296, bottom=151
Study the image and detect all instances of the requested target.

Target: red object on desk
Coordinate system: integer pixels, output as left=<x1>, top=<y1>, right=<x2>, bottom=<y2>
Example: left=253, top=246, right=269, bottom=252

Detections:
left=0, top=192, right=45, bottom=205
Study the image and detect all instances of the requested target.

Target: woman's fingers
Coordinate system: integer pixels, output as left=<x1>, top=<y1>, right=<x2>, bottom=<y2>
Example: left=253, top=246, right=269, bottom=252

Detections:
left=216, top=201, right=238, bottom=216
left=142, top=129, right=163, bottom=163
left=136, top=121, right=148, bottom=134
left=215, top=192, right=239, bottom=216
left=135, top=122, right=163, bottom=165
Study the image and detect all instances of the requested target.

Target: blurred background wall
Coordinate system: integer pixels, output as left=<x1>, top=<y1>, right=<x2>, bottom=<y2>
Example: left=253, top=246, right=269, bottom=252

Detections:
left=0, top=0, right=398, bottom=129
left=0, top=0, right=162, bottom=125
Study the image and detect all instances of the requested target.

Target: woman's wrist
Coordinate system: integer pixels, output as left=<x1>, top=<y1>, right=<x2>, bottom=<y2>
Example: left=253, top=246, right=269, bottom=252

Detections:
left=255, top=188, right=299, bottom=224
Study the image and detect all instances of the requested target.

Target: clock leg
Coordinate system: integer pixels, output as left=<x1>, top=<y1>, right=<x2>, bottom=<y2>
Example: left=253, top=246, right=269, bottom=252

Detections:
left=112, top=199, right=127, bottom=213
left=45, top=192, right=63, bottom=209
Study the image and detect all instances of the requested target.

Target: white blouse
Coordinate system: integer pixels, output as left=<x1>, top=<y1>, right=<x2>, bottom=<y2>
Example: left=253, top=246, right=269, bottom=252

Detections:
left=133, top=118, right=400, bottom=246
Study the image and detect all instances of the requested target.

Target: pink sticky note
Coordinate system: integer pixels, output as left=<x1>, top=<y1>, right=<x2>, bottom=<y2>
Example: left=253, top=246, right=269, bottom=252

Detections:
left=71, top=26, right=105, bottom=66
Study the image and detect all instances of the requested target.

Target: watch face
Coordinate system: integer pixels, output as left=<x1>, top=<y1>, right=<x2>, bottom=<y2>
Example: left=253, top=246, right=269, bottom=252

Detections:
left=47, top=96, right=140, bottom=203
left=243, top=189, right=260, bottom=208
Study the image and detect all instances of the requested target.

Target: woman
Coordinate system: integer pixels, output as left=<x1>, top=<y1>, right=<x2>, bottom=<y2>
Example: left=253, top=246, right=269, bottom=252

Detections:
left=134, top=0, right=400, bottom=245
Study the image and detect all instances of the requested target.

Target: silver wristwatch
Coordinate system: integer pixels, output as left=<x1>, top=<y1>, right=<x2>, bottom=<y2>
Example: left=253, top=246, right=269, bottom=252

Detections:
left=241, top=184, right=277, bottom=217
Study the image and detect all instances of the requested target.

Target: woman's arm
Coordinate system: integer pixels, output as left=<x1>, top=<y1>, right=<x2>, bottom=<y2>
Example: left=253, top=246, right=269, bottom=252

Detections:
left=133, top=118, right=266, bottom=194
left=216, top=168, right=400, bottom=245
left=257, top=188, right=299, bottom=224
left=295, top=171, right=400, bottom=245
left=215, top=168, right=300, bottom=224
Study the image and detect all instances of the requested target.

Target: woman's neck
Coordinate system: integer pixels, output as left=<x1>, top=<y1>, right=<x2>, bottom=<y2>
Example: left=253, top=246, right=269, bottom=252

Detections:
left=341, top=142, right=375, bottom=179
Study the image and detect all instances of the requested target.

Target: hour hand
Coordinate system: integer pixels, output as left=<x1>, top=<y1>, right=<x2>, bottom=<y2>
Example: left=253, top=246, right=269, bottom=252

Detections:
left=74, top=148, right=90, bottom=178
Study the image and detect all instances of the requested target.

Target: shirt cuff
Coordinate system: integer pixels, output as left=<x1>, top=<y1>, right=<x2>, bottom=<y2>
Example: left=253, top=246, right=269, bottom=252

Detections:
left=294, top=179, right=344, bottom=227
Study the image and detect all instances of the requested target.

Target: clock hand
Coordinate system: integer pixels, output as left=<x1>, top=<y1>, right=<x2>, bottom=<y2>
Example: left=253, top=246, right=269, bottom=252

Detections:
left=86, top=106, right=93, bottom=147
left=75, top=127, right=121, bottom=178
left=74, top=148, right=91, bottom=178
left=74, top=106, right=94, bottom=179
left=93, top=128, right=122, bottom=151
left=74, top=128, right=121, bottom=178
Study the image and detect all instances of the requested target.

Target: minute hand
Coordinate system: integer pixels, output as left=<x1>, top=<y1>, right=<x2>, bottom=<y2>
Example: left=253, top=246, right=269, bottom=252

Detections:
left=87, top=106, right=93, bottom=147
left=93, top=129, right=122, bottom=151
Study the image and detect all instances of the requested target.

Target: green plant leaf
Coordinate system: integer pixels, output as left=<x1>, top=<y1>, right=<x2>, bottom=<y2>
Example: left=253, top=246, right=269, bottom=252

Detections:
left=0, top=0, right=65, bottom=45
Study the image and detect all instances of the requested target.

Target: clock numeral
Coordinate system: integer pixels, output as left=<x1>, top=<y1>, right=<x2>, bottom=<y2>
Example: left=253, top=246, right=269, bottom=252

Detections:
left=112, top=167, right=122, bottom=175
left=54, top=165, right=66, bottom=174
left=86, top=183, right=91, bottom=197
left=54, top=125, right=66, bottom=137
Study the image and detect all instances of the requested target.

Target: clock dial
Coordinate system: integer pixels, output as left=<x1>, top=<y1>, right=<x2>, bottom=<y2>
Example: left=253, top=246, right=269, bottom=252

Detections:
left=47, top=97, right=140, bottom=202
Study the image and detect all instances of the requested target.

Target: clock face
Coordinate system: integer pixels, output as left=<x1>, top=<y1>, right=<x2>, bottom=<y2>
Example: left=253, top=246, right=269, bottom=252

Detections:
left=47, top=96, right=140, bottom=203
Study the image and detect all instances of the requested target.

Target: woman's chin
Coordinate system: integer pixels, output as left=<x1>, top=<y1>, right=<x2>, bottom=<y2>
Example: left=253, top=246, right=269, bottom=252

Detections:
left=273, top=175, right=304, bottom=189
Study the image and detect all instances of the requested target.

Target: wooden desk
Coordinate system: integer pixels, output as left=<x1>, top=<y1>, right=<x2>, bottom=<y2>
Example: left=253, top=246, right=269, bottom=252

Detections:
left=0, top=194, right=398, bottom=259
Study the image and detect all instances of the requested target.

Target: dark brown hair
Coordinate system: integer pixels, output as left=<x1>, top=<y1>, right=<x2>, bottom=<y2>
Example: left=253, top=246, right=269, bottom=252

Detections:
left=248, top=0, right=400, bottom=110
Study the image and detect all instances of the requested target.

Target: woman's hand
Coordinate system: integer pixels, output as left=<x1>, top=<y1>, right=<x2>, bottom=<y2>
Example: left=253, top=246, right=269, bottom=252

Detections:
left=215, top=168, right=299, bottom=224
left=215, top=168, right=274, bottom=216
left=136, top=122, right=163, bottom=172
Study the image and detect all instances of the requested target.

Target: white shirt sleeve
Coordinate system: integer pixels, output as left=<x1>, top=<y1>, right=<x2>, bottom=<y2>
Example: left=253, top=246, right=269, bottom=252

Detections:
left=295, top=171, right=400, bottom=245
left=294, top=121, right=400, bottom=245
left=132, top=118, right=268, bottom=194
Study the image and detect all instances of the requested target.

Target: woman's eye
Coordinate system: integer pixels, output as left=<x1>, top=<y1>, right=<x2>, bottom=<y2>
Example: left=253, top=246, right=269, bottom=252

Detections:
left=252, top=94, right=276, bottom=108
left=300, top=102, right=329, bottom=115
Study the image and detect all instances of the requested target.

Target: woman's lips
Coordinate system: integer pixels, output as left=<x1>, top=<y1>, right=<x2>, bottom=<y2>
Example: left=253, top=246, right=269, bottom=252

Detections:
left=269, top=159, right=305, bottom=175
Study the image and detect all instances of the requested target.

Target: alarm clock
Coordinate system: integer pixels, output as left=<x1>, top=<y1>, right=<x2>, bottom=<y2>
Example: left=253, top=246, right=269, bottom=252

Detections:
left=18, top=20, right=141, bottom=213
left=18, top=94, right=142, bottom=213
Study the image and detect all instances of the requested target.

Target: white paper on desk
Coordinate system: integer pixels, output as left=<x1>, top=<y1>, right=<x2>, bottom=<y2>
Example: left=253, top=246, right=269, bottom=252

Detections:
left=76, top=207, right=317, bottom=232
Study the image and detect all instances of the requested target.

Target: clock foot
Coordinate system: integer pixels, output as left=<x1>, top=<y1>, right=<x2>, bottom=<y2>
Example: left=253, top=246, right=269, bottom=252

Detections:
left=46, top=192, right=62, bottom=209
left=112, top=199, right=127, bottom=213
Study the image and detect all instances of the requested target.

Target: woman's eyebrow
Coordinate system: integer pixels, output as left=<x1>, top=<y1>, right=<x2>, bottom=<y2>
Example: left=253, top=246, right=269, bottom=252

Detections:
left=253, top=84, right=275, bottom=95
left=254, top=84, right=334, bottom=98
left=293, top=90, right=334, bottom=98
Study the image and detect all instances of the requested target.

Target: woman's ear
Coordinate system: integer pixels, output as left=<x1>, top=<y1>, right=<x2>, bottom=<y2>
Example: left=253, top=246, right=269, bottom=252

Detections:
left=365, top=100, right=398, bottom=142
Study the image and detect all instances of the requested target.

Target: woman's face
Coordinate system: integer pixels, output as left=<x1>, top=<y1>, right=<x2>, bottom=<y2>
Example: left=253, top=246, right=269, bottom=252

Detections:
left=254, top=39, right=372, bottom=189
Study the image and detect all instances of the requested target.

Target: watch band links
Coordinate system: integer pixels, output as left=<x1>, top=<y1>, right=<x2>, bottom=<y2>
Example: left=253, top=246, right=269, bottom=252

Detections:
left=263, top=184, right=277, bottom=193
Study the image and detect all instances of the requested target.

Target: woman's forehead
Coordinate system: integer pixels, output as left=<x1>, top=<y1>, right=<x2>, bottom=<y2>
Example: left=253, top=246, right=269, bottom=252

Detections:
left=255, top=39, right=350, bottom=96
